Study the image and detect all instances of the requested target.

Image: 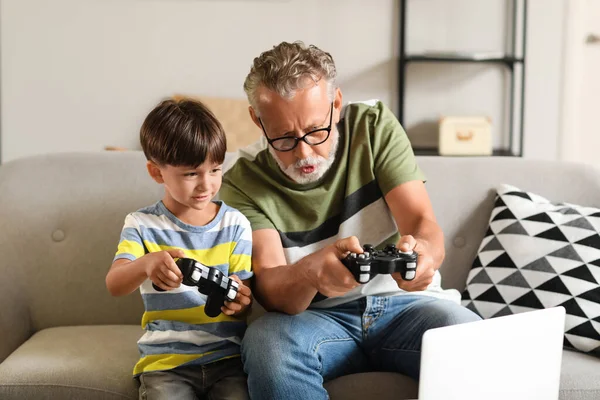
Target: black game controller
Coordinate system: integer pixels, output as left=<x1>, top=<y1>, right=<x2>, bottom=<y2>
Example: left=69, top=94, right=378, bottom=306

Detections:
left=342, top=244, right=418, bottom=284
left=152, top=258, right=239, bottom=318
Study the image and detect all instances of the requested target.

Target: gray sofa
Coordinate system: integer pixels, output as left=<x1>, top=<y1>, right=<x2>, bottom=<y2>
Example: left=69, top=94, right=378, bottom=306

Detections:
left=0, top=151, right=598, bottom=400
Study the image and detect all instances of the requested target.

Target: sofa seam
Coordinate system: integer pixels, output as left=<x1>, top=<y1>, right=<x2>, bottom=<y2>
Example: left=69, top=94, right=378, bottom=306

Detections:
left=0, top=383, right=133, bottom=398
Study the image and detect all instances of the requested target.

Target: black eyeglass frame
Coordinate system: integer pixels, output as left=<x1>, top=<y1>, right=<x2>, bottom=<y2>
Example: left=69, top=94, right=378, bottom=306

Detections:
left=258, top=102, right=334, bottom=152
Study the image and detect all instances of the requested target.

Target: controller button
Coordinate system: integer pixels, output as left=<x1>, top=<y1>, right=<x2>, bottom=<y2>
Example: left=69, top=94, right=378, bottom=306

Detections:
left=227, top=289, right=237, bottom=300
left=360, top=265, right=370, bottom=272
left=358, top=254, right=366, bottom=259
left=407, top=262, right=417, bottom=270
left=359, top=274, right=370, bottom=283
left=351, top=253, right=357, bottom=258
left=405, top=271, right=416, bottom=280
left=363, top=252, right=370, bottom=258
left=191, top=270, right=202, bottom=282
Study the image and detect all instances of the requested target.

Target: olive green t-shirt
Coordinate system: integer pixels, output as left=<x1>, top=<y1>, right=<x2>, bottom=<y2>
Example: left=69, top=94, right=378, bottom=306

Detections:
left=221, top=101, right=454, bottom=307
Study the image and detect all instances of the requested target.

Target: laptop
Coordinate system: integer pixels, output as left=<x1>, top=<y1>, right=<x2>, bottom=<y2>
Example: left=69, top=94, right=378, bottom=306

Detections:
left=418, top=306, right=566, bottom=400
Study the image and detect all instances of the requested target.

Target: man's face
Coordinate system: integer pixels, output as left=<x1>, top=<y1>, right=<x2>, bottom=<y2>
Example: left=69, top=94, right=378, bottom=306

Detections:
left=251, top=79, right=343, bottom=184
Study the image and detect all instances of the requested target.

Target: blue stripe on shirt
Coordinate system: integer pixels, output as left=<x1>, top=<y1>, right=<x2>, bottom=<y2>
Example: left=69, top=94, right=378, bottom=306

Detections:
left=146, top=320, right=247, bottom=339
left=138, top=226, right=248, bottom=253
left=139, top=339, right=237, bottom=357
left=232, top=239, right=252, bottom=255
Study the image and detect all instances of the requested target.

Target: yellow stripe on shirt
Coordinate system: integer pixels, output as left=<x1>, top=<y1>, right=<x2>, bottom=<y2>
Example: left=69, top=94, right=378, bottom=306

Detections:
left=228, top=254, right=252, bottom=274
left=141, top=305, right=238, bottom=328
left=142, top=242, right=235, bottom=267
left=134, top=352, right=241, bottom=375
left=115, top=240, right=145, bottom=259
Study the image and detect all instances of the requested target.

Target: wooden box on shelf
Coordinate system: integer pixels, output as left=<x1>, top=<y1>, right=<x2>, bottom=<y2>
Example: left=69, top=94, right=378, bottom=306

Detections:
left=438, top=116, right=492, bottom=156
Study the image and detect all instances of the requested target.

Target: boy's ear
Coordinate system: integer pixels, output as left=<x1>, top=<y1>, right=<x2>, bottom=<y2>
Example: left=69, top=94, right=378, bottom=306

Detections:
left=146, top=161, right=164, bottom=184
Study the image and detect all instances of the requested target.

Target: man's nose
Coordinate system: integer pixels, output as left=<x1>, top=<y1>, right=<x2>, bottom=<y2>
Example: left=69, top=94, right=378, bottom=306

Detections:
left=294, top=139, right=312, bottom=159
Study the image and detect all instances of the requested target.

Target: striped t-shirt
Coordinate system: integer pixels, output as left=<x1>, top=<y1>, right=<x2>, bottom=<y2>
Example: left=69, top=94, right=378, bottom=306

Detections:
left=113, top=200, right=253, bottom=376
left=220, top=100, right=460, bottom=308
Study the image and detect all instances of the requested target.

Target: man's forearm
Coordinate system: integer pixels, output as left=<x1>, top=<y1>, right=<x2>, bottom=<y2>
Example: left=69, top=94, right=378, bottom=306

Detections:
left=254, top=259, right=318, bottom=315
left=407, top=217, right=445, bottom=269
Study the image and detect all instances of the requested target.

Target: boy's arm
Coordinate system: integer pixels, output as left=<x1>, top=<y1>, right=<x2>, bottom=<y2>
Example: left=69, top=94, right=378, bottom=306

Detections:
left=106, top=258, right=149, bottom=296
left=222, top=214, right=254, bottom=316
left=106, top=214, right=183, bottom=296
left=106, top=249, right=185, bottom=296
left=222, top=277, right=252, bottom=317
left=106, top=249, right=184, bottom=296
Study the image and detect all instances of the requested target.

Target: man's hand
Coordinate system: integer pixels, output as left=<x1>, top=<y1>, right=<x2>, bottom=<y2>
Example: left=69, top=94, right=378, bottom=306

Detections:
left=392, top=235, right=436, bottom=292
left=221, top=276, right=252, bottom=316
left=144, top=249, right=185, bottom=291
left=302, top=236, right=363, bottom=298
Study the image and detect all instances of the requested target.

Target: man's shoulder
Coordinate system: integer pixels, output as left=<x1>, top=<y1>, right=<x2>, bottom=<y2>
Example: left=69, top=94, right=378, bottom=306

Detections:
left=341, top=100, right=398, bottom=143
left=223, top=140, right=269, bottom=180
left=342, top=99, right=390, bottom=123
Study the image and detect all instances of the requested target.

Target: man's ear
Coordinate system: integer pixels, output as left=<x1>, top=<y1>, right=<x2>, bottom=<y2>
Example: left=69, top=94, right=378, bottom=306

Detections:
left=249, top=106, right=261, bottom=130
left=146, top=161, right=164, bottom=184
left=333, top=87, right=343, bottom=124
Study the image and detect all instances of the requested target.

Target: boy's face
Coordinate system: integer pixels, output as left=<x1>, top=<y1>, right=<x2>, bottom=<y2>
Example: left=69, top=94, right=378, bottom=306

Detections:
left=147, top=159, right=222, bottom=213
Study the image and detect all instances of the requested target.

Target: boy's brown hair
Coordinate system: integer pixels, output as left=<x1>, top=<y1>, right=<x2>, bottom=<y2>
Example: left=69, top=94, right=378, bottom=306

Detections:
left=140, top=98, right=227, bottom=167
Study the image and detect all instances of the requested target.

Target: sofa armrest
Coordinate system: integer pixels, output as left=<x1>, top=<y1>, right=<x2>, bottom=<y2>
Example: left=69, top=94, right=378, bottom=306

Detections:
left=0, top=255, right=31, bottom=362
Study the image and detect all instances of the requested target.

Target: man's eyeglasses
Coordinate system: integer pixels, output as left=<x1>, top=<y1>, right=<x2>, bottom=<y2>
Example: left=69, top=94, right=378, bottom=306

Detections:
left=258, top=103, right=334, bottom=152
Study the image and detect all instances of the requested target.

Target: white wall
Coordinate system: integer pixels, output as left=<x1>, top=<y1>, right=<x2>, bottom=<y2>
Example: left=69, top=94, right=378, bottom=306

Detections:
left=1, top=0, right=566, bottom=163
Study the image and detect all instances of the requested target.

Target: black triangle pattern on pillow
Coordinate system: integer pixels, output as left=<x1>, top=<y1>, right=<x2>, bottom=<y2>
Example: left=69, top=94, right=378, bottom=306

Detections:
left=462, top=184, right=600, bottom=358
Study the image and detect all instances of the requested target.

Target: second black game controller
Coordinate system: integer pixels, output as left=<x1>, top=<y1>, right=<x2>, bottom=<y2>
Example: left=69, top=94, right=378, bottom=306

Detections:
left=342, top=244, right=418, bottom=284
left=152, top=258, right=239, bottom=318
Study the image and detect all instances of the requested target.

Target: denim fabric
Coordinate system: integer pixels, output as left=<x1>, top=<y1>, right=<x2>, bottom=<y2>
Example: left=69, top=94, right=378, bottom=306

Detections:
left=137, top=356, right=248, bottom=400
left=242, top=295, right=481, bottom=400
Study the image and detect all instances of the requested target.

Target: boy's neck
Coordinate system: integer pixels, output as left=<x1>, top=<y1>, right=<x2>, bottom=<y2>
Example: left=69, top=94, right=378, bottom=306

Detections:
left=162, top=198, right=220, bottom=227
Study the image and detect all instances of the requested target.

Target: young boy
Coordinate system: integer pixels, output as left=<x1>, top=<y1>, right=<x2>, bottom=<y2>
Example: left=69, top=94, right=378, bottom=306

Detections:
left=105, top=98, right=253, bottom=400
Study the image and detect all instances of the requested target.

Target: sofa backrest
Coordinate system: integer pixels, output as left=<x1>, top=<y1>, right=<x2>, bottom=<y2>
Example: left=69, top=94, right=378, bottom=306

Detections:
left=2, top=151, right=600, bottom=330
left=0, top=152, right=158, bottom=330
left=418, top=156, right=600, bottom=291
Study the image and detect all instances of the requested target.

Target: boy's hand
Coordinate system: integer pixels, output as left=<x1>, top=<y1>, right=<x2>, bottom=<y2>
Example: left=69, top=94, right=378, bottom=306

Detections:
left=145, top=249, right=185, bottom=291
left=221, top=275, right=252, bottom=316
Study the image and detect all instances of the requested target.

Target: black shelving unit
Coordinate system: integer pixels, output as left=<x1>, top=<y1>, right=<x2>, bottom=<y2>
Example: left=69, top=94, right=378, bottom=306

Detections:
left=398, top=0, right=527, bottom=156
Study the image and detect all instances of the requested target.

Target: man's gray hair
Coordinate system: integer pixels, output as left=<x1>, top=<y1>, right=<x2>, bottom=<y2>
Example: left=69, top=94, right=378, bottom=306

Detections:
left=244, top=41, right=338, bottom=115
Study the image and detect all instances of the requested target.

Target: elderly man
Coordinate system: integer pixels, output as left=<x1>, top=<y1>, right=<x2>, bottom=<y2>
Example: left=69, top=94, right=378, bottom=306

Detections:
left=220, top=41, right=480, bottom=400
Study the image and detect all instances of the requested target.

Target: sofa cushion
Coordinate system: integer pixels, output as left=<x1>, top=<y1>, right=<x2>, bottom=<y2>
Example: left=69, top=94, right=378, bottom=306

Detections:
left=462, top=184, right=600, bottom=357
left=324, top=372, right=417, bottom=400
left=0, top=325, right=142, bottom=400
left=560, top=349, right=600, bottom=400
left=323, top=350, right=600, bottom=400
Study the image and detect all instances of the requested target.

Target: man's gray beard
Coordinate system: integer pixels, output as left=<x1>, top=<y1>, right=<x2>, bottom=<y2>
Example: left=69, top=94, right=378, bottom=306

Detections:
left=269, top=130, right=340, bottom=185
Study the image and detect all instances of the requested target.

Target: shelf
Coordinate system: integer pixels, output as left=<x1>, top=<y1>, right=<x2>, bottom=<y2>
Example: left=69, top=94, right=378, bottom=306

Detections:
left=413, top=148, right=519, bottom=157
left=398, top=0, right=528, bottom=157
left=404, top=55, right=524, bottom=65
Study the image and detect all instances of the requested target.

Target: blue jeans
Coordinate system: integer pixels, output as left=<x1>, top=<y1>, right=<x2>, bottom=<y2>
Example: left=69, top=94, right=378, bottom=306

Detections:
left=242, top=294, right=481, bottom=400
